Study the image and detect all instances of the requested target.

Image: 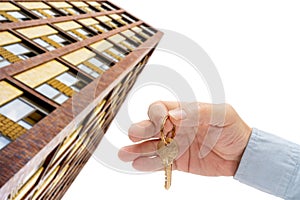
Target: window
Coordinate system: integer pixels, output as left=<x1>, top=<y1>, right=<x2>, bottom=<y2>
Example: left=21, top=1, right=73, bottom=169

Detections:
left=35, top=72, right=89, bottom=104
left=62, top=48, right=110, bottom=79
left=0, top=99, right=35, bottom=122
left=0, top=56, right=10, bottom=68
left=18, top=120, right=32, bottom=129
left=0, top=15, right=5, bottom=21
left=36, top=84, right=68, bottom=104
left=132, top=27, right=151, bottom=40
left=86, top=6, right=98, bottom=13
left=101, top=2, right=117, bottom=11
left=86, top=2, right=108, bottom=12
left=33, top=34, right=71, bottom=51
left=78, top=18, right=109, bottom=34
left=67, top=28, right=94, bottom=41
left=76, top=29, right=93, bottom=37
left=0, top=2, right=32, bottom=22
left=0, top=32, right=38, bottom=67
left=96, top=16, right=120, bottom=29
left=70, top=2, right=98, bottom=13
left=54, top=21, right=93, bottom=41
left=14, top=59, right=90, bottom=104
left=77, top=64, right=94, bottom=75
left=109, top=34, right=137, bottom=52
left=0, top=14, right=10, bottom=23
left=101, top=51, right=118, bottom=63
left=48, top=34, right=70, bottom=46
left=60, top=7, right=79, bottom=15
left=56, top=73, right=78, bottom=87
left=91, top=24, right=109, bottom=33
left=56, top=7, right=80, bottom=15
left=78, top=57, right=110, bottom=78
left=90, top=40, right=127, bottom=64
left=79, top=6, right=97, bottom=13
left=32, top=10, right=46, bottom=18
left=119, top=40, right=137, bottom=51
left=44, top=9, right=60, bottom=17
left=54, top=93, right=69, bottom=104
left=89, top=57, right=110, bottom=70
left=0, top=81, right=50, bottom=142
left=36, top=84, right=60, bottom=99
left=19, top=2, right=61, bottom=19
left=58, top=8, right=69, bottom=15
left=109, top=14, right=136, bottom=26
left=0, top=135, right=10, bottom=150
left=48, top=1, right=80, bottom=15
left=18, top=25, right=72, bottom=51
left=122, top=29, right=144, bottom=45
left=6, top=11, right=30, bottom=21
left=35, top=81, right=68, bottom=104
left=0, top=97, right=47, bottom=130
left=31, top=9, right=61, bottom=19
left=102, top=47, right=126, bottom=63
left=66, top=31, right=82, bottom=41
left=121, top=14, right=137, bottom=24
left=3, top=43, right=37, bottom=60
left=56, top=72, right=86, bottom=91
left=34, top=38, right=55, bottom=51
left=140, top=25, right=156, bottom=36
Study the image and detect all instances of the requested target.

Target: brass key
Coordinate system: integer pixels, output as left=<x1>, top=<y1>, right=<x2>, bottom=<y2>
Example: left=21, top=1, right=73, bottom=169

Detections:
left=157, top=138, right=178, bottom=189
left=157, top=116, right=178, bottom=190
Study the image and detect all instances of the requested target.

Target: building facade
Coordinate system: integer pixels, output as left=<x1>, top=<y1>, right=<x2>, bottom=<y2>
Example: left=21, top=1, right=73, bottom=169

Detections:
left=0, top=1, right=162, bottom=199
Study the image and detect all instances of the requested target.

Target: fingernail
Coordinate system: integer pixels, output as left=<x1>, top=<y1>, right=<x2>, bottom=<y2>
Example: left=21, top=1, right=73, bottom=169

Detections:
left=168, top=109, right=187, bottom=120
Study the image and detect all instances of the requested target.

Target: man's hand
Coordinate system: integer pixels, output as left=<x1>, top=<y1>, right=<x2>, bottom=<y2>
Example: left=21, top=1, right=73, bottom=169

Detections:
left=118, top=101, right=252, bottom=176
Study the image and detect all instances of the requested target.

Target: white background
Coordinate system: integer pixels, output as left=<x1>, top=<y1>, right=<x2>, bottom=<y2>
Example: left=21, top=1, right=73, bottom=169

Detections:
left=63, top=0, right=300, bottom=199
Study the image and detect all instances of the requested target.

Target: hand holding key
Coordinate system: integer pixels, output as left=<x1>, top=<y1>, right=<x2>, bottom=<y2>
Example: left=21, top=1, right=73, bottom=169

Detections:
left=118, top=101, right=252, bottom=181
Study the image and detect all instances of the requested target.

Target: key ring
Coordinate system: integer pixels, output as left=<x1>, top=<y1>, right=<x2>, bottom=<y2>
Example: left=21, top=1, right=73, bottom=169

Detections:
left=160, top=115, right=176, bottom=145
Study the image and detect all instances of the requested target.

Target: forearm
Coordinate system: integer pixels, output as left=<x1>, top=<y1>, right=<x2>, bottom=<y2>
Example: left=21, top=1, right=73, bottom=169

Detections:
left=234, top=128, right=300, bottom=200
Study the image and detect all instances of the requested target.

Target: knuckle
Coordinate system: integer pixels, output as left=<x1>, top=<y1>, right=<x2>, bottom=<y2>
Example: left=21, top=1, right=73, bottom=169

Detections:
left=148, top=101, right=164, bottom=115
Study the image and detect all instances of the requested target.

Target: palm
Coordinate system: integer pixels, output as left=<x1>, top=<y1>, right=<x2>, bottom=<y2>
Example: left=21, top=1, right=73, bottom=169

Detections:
left=174, top=126, right=244, bottom=176
left=174, top=105, right=251, bottom=176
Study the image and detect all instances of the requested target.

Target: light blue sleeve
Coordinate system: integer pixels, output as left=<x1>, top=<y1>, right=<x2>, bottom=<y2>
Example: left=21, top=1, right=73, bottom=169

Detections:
left=234, top=128, right=300, bottom=200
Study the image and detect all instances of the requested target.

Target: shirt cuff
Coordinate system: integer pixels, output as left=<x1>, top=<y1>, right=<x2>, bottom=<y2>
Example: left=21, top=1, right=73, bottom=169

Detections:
left=234, top=128, right=300, bottom=199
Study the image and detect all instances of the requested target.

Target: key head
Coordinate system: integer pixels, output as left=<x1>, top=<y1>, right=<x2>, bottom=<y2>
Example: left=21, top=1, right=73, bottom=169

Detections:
left=157, top=138, right=179, bottom=166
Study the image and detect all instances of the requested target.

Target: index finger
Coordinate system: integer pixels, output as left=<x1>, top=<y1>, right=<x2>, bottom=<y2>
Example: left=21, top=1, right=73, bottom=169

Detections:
left=128, top=101, right=179, bottom=142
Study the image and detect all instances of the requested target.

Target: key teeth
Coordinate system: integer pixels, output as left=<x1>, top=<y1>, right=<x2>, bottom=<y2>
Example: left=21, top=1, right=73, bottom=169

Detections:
left=164, top=164, right=172, bottom=190
left=157, top=133, right=178, bottom=190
